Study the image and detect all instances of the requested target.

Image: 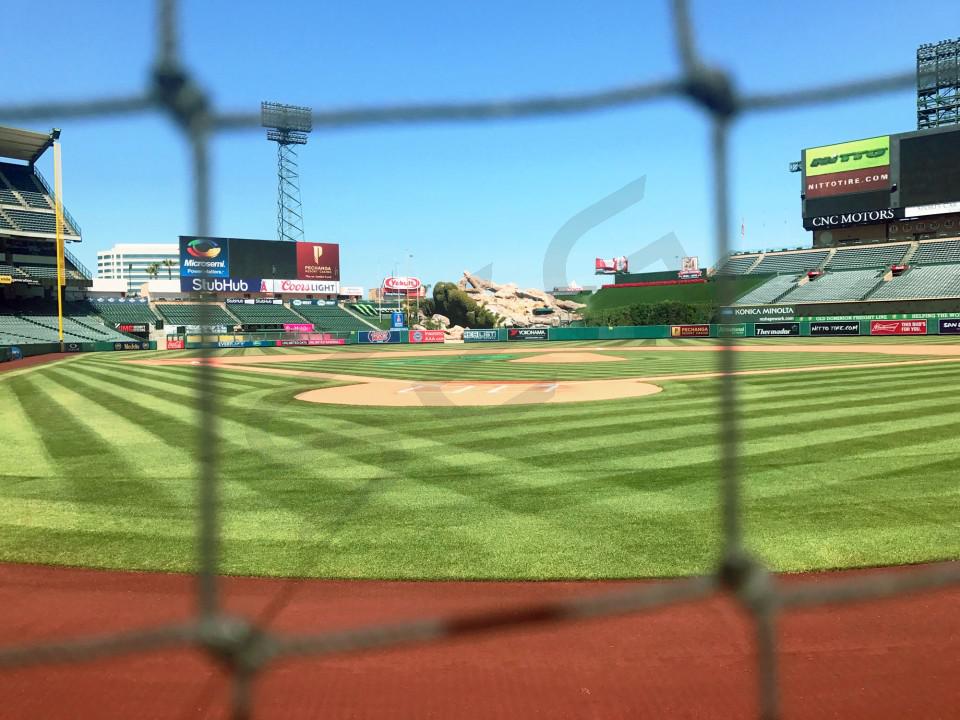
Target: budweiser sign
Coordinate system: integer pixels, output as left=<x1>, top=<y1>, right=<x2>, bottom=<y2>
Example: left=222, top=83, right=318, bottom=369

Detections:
left=383, top=276, right=421, bottom=291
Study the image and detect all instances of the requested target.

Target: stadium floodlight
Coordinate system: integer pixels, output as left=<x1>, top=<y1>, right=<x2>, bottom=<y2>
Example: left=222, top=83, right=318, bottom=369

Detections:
left=916, top=38, right=960, bottom=130
left=261, top=101, right=313, bottom=242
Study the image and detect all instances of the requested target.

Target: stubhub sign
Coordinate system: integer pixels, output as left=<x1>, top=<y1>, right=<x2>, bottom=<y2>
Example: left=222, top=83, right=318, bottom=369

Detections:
left=181, top=277, right=261, bottom=293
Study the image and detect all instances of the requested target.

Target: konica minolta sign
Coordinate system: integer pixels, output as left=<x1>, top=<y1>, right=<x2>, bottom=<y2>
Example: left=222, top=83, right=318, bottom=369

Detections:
left=719, top=305, right=797, bottom=320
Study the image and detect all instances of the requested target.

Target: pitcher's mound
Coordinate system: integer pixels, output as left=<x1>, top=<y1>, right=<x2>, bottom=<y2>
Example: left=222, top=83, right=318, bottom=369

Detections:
left=510, top=352, right=625, bottom=364
left=296, top=378, right=660, bottom=407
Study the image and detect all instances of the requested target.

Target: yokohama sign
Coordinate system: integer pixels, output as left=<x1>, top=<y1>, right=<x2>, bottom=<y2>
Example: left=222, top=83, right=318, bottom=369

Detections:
left=870, top=320, right=927, bottom=335
left=383, top=276, right=421, bottom=291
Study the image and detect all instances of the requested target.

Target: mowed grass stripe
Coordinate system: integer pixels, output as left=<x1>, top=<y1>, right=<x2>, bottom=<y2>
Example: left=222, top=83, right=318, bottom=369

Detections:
left=0, top=340, right=957, bottom=578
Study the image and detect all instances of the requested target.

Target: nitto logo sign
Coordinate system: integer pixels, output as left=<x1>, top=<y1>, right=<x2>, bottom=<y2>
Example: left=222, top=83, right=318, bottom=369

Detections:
left=805, top=136, right=890, bottom=177
left=807, top=209, right=896, bottom=229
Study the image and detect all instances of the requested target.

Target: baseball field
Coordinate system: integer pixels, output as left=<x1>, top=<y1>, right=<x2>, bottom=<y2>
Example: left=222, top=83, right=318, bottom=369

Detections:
left=3, top=337, right=959, bottom=580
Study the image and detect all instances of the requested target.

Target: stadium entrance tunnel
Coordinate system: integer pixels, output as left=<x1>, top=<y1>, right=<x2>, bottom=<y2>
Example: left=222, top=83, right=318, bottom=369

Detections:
left=294, top=378, right=663, bottom=407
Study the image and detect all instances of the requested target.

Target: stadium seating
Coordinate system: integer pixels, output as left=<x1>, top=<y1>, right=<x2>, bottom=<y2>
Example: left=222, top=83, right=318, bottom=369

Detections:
left=226, top=303, right=304, bottom=325
left=912, top=238, right=960, bottom=265
left=715, top=254, right=760, bottom=275
left=826, top=244, right=910, bottom=270
left=0, top=163, right=51, bottom=209
left=751, top=250, right=830, bottom=275
left=870, top=264, right=960, bottom=300
left=89, top=301, right=159, bottom=325
left=731, top=274, right=799, bottom=304
left=294, top=304, right=374, bottom=332
left=155, top=303, right=238, bottom=326
left=778, top=269, right=882, bottom=302
left=0, top=210, right=15, bottom=229
left=349, top=302, right=379, bottom=317
left=4, top=209, right=57, bottom=234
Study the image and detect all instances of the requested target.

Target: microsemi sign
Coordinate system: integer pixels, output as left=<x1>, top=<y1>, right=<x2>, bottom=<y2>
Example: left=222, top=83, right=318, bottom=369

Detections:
left=383, top=277, right=421, bottom=291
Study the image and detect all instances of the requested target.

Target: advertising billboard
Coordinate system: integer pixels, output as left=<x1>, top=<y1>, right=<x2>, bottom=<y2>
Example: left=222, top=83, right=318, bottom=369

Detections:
left=939, top=319, right=960, bottom=335
left=383, top=277, right=421, bottom=291
left=408, top=330, right=445, bottom=344
left=670, top=324, right=709, bottom=338
left=282, top=323, right=314, bottom=332
left=391, top=312, right=406, bottom=329
left=180, top=237, right=229, bottom=278
left=295, top=242, right=340, bottom=281
left=810, top=321, right=861, bottom=336
left=754, top=322, right=800, bottom=337
left=179, top=236, right=340, bottom=286
left=464, top=329, right=499, bottom=342
left=508, top=328, right=548, bottom=341
left=180, top=277, right=262, bottom=293
left=166, top=338, right=185, bottom=350
left=804, top=136, right=890, bottom=178
left=870, top=319, right=927, bottom=335
left=358, top=330, right=402, bottom=344
left=261, top=279, right=340, bottom=295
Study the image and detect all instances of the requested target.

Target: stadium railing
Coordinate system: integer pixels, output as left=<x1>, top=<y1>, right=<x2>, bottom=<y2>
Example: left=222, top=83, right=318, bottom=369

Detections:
left=1, top=2, right=958, bottom=720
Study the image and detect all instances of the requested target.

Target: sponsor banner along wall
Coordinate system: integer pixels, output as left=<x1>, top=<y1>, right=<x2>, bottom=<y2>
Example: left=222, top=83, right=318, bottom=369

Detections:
left=755, top=322, right=800, bottom=337
left=408, top=330, right=445, bottom=344
left=507, top=328, right=548, bottom=341
left=717, top=324, right=746, bottom=337
left=939, top=319, right=960, bottom=335
left=870, top=319, right=927, bottom=335
left=166, top=338, right=185, bottom=350
left=283, top=323, right=314, bottom=332
left=463, top=329, right=499, bottom=342
left=670, top=324, right=710, bottom=338
left=810, top=321, right=861, bottom=336
left=358, top=330, right=403, bottom=344
left=261, top=279, right=340, bottom=295
left=180, top=277, right=262, bottom=293
left=277, top=337, right=345, bottom=346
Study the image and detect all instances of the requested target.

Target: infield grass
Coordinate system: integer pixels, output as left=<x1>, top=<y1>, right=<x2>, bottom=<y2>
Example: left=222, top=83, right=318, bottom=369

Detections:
left=1, top=340, right=958, bottom=579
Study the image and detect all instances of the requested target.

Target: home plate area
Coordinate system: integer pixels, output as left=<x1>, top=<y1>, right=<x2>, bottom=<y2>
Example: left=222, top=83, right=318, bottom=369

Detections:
left=295, top=378, right=663, bottom=407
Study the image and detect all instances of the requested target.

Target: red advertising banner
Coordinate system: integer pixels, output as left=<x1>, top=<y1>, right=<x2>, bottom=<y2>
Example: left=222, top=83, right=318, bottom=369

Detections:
left=296, top=242, right=340, bottom=281
left=805, top=166, right=890, bottom=198
left=870, top=319, right=927, bottom=335
left=670, top=324, right=710, bottom=338
left=408, top=329, right=445, bottom=344
left=166, top=338, right=185, bottom=350
left=283, top=323, right=315, bottom=332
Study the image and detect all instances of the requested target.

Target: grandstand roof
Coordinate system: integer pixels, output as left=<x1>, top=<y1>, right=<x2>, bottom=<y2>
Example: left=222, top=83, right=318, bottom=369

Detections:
left=0, top=125, right=58, bottom=164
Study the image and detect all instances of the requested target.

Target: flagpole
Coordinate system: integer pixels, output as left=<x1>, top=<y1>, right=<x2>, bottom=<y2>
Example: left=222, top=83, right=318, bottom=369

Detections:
left=54, top=141, right=66, bottom=347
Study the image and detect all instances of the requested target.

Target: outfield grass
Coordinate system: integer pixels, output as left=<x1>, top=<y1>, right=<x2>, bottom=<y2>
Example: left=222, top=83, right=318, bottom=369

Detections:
left=1, top=341, right=958, bottom=579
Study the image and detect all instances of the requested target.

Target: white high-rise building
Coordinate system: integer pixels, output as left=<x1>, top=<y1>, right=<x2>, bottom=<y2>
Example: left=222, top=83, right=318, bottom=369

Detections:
left=96, top=243, right=179, bottom=294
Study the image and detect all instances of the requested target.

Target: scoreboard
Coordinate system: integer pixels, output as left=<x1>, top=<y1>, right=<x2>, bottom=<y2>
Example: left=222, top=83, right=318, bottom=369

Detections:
left=801, top=125, right=960, bottom=231
left=179, top=236, right=340, bottom=294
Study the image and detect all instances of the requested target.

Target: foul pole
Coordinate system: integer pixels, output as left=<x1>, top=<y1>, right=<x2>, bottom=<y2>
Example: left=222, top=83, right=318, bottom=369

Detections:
left=53, top=141, right=65, bottom=345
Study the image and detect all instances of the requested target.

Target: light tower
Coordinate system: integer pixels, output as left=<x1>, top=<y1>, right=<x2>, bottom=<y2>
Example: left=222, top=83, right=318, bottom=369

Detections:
left=261, top=101, right=313, bottom=242
left=917, top=39, right=960, bottom=129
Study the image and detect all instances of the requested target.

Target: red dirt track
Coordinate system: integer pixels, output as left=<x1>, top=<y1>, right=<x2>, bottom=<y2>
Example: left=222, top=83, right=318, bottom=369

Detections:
left=1, top=563, right=957, bottom=719
left=0, top=353, right=69, bottom=374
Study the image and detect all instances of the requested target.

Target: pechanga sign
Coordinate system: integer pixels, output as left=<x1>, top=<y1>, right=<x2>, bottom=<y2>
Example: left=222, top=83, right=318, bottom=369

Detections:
left=805, top=136, right=890, bottom=177
left=804, top=208, right=898, bottom=230
left=670, top=324, right=709, bottom=338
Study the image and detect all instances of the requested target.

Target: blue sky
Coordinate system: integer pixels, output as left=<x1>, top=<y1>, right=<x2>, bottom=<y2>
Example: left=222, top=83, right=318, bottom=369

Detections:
left=2, top=0, right=956, bottom=291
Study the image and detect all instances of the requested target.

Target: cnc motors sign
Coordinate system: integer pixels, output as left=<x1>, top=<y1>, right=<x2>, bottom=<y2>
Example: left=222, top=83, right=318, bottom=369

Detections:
left=803, top=208, right=898, bottom=230
left=383, top=277, right=421, bottom=291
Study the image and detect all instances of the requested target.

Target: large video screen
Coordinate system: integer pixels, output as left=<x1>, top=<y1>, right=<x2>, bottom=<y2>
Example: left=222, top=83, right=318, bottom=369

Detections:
left=899, top=129, right=960, bottom=209
left=179, top=236, right=340, bottom=293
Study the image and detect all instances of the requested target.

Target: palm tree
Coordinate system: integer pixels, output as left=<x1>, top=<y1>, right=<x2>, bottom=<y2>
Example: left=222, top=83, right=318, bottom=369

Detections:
left=161, top=258, right=175, bottom=279
left=145, top=262, right=160, bottom=280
